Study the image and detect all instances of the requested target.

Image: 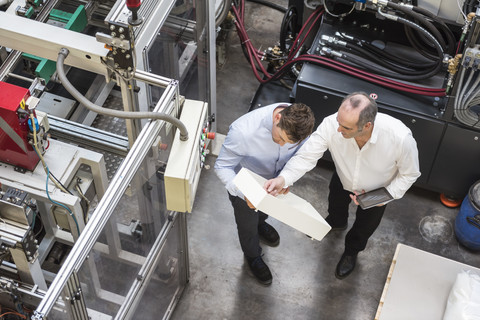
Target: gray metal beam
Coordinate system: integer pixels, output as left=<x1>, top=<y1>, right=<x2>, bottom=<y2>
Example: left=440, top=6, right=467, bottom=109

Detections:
left=48, top=116, right=129, bottom=157
left=0, top=12, right=109, bottom=76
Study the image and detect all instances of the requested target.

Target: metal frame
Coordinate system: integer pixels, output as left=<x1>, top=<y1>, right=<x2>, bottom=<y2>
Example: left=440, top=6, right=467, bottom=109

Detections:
left=0, top=12, right=109, bottom=76
left=33, top=77, right=180, bottom=319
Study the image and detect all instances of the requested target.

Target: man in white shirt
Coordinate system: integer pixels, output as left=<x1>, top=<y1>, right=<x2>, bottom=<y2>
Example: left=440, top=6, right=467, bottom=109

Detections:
left=264, top=92, right=420, bottom=279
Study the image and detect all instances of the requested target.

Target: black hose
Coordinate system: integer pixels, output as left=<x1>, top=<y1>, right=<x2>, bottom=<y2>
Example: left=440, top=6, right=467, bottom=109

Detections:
left=344, top=42, right=436, bottom=75
left=342, top=14, right=444, bottom=81
left=463, top=0, right=477, bottom=17
left=247, top=0, right=287, bottom=13
left=280, top=6, right=298, bottom=52
left=404, top=24, right=438, bottom=60
left=386, top=2, right=447, bottom=51
left=412, top=6, right=456, bottom=56
left=360, top=40, right=437, bottom=68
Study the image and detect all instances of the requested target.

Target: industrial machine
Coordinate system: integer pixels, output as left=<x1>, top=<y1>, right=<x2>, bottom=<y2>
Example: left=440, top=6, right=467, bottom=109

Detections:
left=0, top=0, right=218, bottom=319
left=231, top=0, right=480, bottom=201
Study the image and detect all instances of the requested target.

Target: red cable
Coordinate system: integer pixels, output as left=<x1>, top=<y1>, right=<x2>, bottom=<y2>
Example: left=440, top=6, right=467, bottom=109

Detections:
left=296, top=57, right=446, bottom=96
left=288, top=8, right=324, bottom=60
left=232, top=1, right=445, bottom=96
left=302, top=54, right=445, bottom=93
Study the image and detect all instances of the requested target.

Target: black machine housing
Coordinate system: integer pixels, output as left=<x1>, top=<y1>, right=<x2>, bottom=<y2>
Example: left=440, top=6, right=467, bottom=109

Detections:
left=293, top=9, right=480, bottom=198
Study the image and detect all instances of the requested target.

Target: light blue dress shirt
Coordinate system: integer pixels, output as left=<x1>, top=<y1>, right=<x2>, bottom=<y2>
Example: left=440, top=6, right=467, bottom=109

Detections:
left=215, top=103, right=305, bottom=198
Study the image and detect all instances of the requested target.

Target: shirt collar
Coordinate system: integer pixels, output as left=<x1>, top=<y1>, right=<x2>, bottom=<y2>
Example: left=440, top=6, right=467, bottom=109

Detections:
left=369, top=121, right=378, bottom=144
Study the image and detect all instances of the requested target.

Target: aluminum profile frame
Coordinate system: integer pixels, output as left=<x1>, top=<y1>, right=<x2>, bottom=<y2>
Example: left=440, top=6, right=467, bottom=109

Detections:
left=33, top=77, right=180, bottom=319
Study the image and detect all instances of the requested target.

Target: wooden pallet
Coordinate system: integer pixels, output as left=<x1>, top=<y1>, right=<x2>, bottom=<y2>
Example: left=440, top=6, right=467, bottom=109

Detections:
left=374, top=243, right=401, bottom=320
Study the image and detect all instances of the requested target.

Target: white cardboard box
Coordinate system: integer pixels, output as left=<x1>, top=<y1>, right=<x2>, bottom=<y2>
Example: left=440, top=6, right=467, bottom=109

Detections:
left=233, top=168, right=331, bottom=241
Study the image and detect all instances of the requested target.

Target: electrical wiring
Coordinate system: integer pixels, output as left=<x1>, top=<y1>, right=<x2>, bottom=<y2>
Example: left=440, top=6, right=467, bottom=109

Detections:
left=30, top=114, right=69, bottom=194
left=29, top=114, right=80, bottom=235
left=75, top=182, right=90, bottom=223
left=454, top=67, right=480, bottom=128
left=0, top=311, right=26, bottom=319
left=46, top=166, right=80, bottom=235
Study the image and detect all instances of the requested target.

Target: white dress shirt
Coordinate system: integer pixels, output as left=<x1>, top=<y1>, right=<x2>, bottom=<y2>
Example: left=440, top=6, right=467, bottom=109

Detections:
left=280, top=112, right=421, bottom=199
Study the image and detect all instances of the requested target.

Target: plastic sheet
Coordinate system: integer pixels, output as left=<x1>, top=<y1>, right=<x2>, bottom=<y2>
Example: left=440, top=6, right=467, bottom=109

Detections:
left=443, top=270, right=480, bottom=320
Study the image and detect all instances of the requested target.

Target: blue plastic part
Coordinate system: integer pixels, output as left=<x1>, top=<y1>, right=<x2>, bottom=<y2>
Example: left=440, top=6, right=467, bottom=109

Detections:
left=28, top=118, right=39, bottom=132
left=455, top=195, right=480, bottom=251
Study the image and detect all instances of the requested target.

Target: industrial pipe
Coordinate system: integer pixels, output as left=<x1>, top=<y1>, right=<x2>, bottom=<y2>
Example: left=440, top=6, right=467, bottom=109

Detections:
left=56, top=48, right=188, bottom=141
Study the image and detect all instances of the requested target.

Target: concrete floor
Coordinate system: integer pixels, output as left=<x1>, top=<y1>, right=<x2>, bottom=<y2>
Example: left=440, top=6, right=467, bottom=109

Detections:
left=171, top=1, right=480, bottom=319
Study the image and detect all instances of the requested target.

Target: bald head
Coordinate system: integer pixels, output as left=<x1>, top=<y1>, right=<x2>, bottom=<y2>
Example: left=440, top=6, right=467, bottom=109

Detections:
left=341, top=92, right=377, bottom=130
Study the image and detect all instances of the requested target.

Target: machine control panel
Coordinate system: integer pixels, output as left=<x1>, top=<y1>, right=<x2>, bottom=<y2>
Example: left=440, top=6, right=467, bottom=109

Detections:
left=164, top=100, right=214, bottom=213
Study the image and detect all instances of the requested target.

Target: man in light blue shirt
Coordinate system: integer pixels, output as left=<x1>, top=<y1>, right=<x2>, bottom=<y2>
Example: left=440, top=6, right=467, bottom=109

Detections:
left=215, top=102, right=315, bottom=285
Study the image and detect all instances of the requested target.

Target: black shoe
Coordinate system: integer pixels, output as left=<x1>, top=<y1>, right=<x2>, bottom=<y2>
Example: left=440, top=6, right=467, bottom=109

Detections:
left=335, top=252, right=358, bottom=279
left=258, top=222, right=280, bottom=247
left=245, top=255, right=272, bottom=285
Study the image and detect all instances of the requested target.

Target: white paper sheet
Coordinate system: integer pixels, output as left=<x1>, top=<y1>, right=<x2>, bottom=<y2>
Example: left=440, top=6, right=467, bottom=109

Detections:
left=233, top=168, right=331, bottom=241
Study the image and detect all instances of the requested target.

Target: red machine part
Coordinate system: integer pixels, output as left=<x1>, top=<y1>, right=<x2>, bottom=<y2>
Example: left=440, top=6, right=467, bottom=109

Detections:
left=0, top=82, right=39, bottom=171
left=126, top=0, right=141, bottom=9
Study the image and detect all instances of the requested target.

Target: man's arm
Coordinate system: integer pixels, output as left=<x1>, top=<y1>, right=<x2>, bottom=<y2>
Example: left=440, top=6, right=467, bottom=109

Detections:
left=264, top=176, right=286, bottom=196
left=385, top=134, right=421, bottom=199
left=214, top=129, right=245, bottom=198
left=265, top=120, right=330, bottom=195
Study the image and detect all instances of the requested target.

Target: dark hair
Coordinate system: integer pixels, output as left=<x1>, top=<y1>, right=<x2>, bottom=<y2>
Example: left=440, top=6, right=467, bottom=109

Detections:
left=277, top=103, right=315, bottom=142
left=342, top=92, right=377, bottom=129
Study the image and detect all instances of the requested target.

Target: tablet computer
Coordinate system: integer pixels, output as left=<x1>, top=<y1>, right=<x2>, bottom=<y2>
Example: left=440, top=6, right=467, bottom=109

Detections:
left=356, top=187, right=394, bottom=210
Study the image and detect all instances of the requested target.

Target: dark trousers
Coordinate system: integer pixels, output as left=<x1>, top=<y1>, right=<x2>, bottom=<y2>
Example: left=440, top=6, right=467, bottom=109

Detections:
left=229, top=193, right=268, bottom=258
left=326, top=172, right=387, bottom=255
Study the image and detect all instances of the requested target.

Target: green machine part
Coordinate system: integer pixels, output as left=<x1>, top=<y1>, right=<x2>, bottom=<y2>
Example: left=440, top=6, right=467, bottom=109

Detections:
left=22, top=6, right=88, bottom=84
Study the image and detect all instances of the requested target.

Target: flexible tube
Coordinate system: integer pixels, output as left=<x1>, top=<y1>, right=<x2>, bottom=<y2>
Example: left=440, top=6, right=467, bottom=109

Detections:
left=232, top=0, right=445, bottom=95
left=216, top=0, right=232, bottom=27
left=56, top=48, right=189, bottom=141
left=344, top=42, right=435, bottom=75
left=462, top=71, right=480, bottom=107
left=246, top=0, right=287, bottom=13
left=454, top=67, right=466, bottom=111
left=412, top=6, right=456, bottom=55
left=386, top=1, right=447, bottom=51
left=280, top=6, right=298, bottom=52
left=271, top=53, right=445, bottom=95
left=404, top=25, right=438, bottom=61
left=377, top=10, right=443, bottom=77
left=360, top=40, right=437, bottom=68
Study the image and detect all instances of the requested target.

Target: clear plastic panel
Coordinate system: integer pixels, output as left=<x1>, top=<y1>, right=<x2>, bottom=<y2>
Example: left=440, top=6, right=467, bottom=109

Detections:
left=72, top=127, right=176, bottom=318
left=127, top=216, right=184, bottom=319
left=147, top=0, right=209, bottom=104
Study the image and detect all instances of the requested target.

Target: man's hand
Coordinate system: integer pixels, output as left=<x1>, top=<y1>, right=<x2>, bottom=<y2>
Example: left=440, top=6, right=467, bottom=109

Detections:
left=264, top=176, right=286, bottom=196
left=278, top=186, right=290, bottom=195
left=349, top=190, right=365, bottom=206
